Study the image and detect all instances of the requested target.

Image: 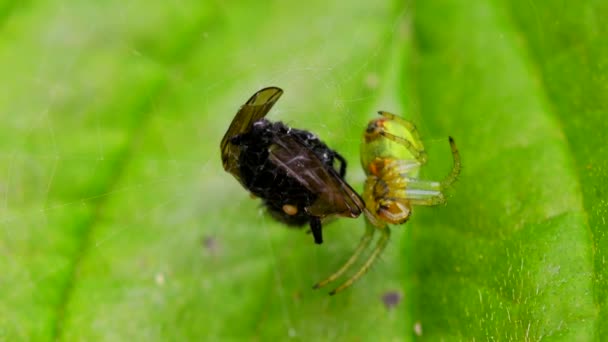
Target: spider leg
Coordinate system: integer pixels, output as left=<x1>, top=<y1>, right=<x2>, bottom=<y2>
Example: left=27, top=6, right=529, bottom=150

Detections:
left=440, top=137, right=461, bottom=189
left=377, top=111, right=422, bottom=139
left=329, top=224, right=391, bottom=295
left=400, top=179, right=445, bottom=206
left=404, top=193, right=445, bottom=206
left=385, top=137, right=461, bottom=206
left=377, top=111, right=428, bottom=164
left=371, top=160, right=443, bottom=205
left=313, top=222, right=375, bottom=289
left=389, top=159, right=421, bottom=175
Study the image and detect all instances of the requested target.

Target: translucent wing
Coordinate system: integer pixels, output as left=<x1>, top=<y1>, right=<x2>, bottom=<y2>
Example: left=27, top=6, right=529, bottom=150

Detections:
left=268, top=134, right=365, bottom=219
left=220, top=87, right=284, bottom=178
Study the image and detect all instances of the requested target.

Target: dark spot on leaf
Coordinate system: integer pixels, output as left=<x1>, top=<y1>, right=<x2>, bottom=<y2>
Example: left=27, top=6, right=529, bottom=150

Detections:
left=381, top=290, right=402, bottom=309
left=202, top=235, right=217, bottom=253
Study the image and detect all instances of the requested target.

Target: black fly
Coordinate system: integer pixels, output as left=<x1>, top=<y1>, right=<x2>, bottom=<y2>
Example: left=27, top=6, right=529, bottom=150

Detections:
left=220, top=87, right=364, bottom=244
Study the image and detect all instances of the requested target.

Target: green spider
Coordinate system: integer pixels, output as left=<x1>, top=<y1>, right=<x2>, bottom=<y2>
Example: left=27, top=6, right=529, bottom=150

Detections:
left=314, top=111, right=461, bottom=295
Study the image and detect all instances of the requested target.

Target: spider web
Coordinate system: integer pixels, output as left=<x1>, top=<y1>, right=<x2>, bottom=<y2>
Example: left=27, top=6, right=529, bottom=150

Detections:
left=0, top=1, right=421, bottom=340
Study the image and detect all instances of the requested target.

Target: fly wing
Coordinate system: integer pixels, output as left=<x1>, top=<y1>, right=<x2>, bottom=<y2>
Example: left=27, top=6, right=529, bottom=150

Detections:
left=220, top=87, right=283, bottom=178
left=267, top=133, right=364, bottom=218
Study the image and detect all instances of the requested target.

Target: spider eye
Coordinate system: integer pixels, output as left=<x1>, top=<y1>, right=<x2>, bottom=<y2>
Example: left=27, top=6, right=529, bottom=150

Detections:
left=364, top=120, right=385, bottom=143
left=366, top=122, right=378, bottom=134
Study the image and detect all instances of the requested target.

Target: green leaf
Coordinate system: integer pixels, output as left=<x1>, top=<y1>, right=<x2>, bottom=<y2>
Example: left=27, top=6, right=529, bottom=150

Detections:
left=0, top=0, right=605, bottom=340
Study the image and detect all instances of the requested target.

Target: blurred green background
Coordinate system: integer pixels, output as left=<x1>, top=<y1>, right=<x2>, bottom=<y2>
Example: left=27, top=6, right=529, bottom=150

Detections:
left=1, top=0, right=607, bottom=340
